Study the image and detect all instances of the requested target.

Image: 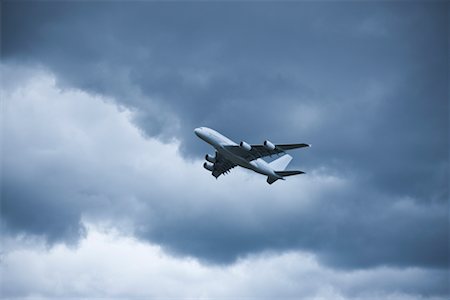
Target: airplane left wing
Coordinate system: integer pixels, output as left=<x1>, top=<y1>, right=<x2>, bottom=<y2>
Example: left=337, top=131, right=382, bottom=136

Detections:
left=223, top=143, right=310, bottom=161
left=211, top=151, right=237, bottom=178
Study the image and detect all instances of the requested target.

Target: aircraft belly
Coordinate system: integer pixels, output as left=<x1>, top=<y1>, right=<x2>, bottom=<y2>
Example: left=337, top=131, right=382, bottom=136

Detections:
left=253, top=159, right=278, bottom=177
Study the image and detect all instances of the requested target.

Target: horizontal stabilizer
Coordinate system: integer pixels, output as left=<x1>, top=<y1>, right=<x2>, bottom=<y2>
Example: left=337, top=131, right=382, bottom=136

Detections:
left=275, top=170, right=305, bottom=177
left=267, top=177, right=279, bottom=184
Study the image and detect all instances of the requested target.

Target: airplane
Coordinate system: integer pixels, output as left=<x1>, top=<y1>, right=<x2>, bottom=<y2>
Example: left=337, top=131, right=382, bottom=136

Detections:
left=194, top=127, right=310, bottom=184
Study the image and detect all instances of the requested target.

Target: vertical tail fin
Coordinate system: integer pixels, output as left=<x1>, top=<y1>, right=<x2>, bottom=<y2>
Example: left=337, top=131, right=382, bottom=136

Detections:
left=268, top=154, right=292, bottom=171
left=267, top=154, right=305, bottom=184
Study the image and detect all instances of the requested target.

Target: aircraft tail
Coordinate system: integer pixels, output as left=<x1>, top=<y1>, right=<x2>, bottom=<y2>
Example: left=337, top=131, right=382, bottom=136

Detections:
left=268, top=154, right=293, bottom=171
left=267, top=155, right=305, bottom=184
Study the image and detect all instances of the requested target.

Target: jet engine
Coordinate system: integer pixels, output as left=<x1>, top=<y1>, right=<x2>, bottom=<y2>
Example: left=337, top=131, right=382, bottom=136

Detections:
left=203, top=162, right=214, bottom=171
left=263, top=140, right=276, bottom=150
left=239, top=141, right=252, bottom=151
left=205, top=154, right=216, bottom=163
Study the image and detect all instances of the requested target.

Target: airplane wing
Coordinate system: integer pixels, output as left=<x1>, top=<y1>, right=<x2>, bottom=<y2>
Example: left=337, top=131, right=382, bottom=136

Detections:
left=223, top=143, right=310, bottom=161
left=211, top=151, right=237, bottom=178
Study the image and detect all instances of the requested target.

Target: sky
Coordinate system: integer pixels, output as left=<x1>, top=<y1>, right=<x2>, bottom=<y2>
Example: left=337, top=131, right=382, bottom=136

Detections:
left=1, top=1, right=449, bottom=299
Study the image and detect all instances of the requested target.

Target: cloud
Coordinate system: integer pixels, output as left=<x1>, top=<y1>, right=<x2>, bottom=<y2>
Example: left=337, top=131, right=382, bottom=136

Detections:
left=1, top=2, right=448, bottom=297
left=1, top=67, right=448, bottom=273
left=1, top=224, right=448, bottom=300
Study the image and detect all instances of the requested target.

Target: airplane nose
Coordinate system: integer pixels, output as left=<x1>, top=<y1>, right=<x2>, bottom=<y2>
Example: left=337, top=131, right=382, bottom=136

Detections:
left=194, top=127, right=201, bottom=137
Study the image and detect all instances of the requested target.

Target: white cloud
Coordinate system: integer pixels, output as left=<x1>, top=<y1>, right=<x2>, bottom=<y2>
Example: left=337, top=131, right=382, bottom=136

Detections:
left=1, top=224, right=446, bottom=300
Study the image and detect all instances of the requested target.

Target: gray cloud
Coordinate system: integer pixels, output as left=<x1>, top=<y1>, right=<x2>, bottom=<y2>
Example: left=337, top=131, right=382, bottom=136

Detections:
left=1, top=0, right=448, bottom=284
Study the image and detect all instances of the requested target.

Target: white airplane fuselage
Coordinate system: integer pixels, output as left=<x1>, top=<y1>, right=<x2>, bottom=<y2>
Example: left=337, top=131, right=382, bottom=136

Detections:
left=194, top=127, right=283, bottom=179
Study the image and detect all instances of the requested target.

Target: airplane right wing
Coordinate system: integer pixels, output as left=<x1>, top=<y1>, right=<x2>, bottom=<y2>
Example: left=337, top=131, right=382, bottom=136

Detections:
left=211, top=151, right=237, bottom=178
left=223, top=143, right=310, bottom=161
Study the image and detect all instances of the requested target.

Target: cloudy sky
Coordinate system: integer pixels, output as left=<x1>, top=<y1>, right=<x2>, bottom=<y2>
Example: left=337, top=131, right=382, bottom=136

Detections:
left=1, top=1, right=448, bottom=299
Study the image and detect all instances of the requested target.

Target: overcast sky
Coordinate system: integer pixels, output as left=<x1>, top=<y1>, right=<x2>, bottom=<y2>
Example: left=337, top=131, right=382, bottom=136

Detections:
left=1, top=1, right=449, bottom=299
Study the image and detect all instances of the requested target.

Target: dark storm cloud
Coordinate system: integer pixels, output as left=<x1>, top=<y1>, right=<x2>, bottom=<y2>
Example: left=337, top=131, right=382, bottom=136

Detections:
left=138, top=183, right=448, bottom=270
left=3, top=1, right=447, bottom=198
left=1, top=0, right=448, bottom=275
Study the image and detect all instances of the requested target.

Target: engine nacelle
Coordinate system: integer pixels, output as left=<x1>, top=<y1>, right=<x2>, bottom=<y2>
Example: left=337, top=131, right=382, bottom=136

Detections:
left=203, top=162, right=214, bottom=172
left=263, top=140, right=276, bottom=151
left=205, top=154, right=216, bottom=163
left=239, top=141, right=252, bottom=151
